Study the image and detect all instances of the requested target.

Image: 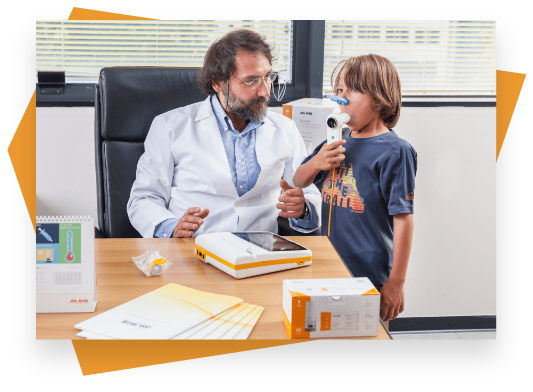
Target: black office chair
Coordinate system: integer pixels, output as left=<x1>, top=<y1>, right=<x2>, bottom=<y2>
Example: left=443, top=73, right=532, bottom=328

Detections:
left=94, top=66, right=320, bottom=238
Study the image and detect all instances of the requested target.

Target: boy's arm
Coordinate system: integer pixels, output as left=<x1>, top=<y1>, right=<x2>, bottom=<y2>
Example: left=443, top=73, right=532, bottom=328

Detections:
left=380, top=213, right=414, bottom=322
left=293, top=160, right=322, bottom=189
left=293, top=139, right=347, bottom=188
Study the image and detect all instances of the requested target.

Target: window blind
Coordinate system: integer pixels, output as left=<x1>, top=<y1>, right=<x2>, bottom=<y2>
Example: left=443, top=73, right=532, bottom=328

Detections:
left=324, top=21, right=496, bottom=95
left=36, top=20, right=292, bottom=82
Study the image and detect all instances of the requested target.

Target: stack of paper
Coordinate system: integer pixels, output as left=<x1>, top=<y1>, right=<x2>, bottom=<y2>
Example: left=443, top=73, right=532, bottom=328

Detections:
left=75, top=284, right=263, bottom=340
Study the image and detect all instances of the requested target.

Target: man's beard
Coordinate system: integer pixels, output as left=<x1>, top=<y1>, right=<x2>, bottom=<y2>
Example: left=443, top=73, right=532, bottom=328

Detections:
left=223, top=83, right=270, bottom=122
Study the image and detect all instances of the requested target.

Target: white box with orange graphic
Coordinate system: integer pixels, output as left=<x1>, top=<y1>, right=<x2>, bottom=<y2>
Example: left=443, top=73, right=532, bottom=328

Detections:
left=282, top=98, right=340, bottom=155
left=282, top=278, right=380, bottom=338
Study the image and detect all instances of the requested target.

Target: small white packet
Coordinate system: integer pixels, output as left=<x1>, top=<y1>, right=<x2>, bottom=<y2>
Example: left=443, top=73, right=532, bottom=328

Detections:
left=132, top=246, right=172, bottom=276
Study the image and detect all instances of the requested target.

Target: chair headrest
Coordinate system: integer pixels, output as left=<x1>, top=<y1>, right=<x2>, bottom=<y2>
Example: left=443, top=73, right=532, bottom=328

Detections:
left=98, top=67, right=206, bottom=140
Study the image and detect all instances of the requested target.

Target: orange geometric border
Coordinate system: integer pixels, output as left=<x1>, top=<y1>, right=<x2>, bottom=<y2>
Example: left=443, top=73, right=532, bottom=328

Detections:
left=496, top=71, right=526, bottom=160
left=73, top=340, right=306, bottom=375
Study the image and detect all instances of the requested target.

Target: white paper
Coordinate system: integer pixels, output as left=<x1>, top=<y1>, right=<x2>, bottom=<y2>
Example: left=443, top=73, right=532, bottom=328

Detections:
left=234, top=307, right=264, bottom=340
left=202, top=304, right=257, bottom=340
left=74, top=283, right=243, bottom=339
left=171, top=306, right=235, bottom=340
left=187, top=302, right=249, bottom=339
left=76, top=330, right=113, bottom=339
left=219, top=306, right=263, bottom=340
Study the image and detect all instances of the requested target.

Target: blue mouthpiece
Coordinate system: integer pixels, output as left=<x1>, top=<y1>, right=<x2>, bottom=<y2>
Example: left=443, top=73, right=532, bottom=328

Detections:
left=326, top=94, right=349, bottom=105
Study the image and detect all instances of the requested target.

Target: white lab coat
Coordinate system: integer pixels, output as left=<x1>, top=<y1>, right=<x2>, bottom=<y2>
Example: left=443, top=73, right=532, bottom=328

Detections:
left=127, top=96, right=321, bottom=238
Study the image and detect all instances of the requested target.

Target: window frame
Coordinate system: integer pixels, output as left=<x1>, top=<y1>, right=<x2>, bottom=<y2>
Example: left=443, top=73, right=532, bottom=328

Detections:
left=36, top=20, right=495, bottom=108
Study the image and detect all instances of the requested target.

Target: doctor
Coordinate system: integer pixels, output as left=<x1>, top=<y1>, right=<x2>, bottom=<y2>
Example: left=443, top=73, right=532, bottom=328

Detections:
left=128, top=29, right=321, bottom=238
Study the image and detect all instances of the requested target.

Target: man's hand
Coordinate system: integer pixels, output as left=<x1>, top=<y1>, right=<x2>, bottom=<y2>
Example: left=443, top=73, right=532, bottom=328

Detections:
left=277, top=179, right=306, bottom=219
left=172, top=207, right=210, bottom=238
left=379, top=278, right=405, bottom=322
left=310, top=140, right=346, bottom=171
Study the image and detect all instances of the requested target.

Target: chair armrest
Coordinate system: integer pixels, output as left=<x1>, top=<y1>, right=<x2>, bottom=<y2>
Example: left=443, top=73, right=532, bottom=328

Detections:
left=95, top=226, right=105, bottom=238
left=277, top=217, right=321, bottom=237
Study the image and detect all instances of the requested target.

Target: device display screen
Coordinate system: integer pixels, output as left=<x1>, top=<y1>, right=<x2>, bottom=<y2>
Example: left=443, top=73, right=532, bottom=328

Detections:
left=231, top=232, right=307, bottom=252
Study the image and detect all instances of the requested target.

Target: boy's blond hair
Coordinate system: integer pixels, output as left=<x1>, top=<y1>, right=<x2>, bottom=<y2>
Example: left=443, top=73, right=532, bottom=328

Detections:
left=331, top=54, right=402, bottom=128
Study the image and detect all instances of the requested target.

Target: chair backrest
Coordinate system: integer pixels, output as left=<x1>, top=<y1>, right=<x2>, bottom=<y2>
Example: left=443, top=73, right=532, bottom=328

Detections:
left=95, top=67, right=206, bottom=237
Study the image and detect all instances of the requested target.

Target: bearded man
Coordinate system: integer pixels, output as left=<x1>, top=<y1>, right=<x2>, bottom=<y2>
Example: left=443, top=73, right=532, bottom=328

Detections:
left=127, top=29, right=321, bottom=238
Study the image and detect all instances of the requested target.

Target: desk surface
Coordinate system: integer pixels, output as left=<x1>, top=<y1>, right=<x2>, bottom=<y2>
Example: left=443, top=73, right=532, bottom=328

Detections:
left=36, top=237, right=391, bottom=340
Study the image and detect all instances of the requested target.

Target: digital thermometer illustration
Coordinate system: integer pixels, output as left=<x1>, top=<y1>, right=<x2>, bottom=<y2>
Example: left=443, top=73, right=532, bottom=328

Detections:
left=65, top=231, right=75, bottom=262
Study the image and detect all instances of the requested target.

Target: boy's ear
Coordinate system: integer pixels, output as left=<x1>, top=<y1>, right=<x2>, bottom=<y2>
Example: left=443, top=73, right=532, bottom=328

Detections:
left=372, top=99, right=385, bottom=112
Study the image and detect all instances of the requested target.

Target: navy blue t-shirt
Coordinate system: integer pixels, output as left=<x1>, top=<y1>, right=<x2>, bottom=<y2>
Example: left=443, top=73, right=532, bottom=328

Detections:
left=302, top=129, right=417, bottom=287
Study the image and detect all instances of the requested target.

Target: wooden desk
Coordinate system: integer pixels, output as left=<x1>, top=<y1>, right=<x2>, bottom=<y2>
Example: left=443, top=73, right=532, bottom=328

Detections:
left=36, top=237, right=391, bottom=340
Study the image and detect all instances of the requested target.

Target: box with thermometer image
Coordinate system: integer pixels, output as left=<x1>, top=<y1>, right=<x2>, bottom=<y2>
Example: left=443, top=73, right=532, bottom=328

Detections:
left=282, top=278, right=380, bottom=338
left=282, top=98, right=340, bottom=155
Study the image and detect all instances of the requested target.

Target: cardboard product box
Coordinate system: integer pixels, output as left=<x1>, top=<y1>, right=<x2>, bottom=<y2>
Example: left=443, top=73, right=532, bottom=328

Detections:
left=282, top=98, right=340, bottom=155
left=282, top=278, right=380, bottom=338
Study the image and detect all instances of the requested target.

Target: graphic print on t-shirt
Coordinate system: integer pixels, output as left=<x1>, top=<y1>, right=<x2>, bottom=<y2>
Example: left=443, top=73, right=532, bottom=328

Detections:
left=321, top=162, right=364, bottom=213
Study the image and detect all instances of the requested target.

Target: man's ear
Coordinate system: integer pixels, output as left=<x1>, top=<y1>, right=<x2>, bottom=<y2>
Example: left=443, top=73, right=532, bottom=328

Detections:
left=212, top=80, right=224, bottom=93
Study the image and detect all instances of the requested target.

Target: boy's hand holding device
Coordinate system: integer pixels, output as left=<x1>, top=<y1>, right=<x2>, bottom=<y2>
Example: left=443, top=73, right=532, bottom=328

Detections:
left=292, top=140, right=347, bottom=189
left=293, top=111, right=349, bottom=190
left=310, top=140, right=347, bottom=171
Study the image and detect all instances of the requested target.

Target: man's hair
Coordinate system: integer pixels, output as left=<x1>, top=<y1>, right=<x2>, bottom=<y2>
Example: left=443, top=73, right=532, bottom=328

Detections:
left=197, top=29, right=275, bottom=96
left=331, top=54, right=402, bottom=128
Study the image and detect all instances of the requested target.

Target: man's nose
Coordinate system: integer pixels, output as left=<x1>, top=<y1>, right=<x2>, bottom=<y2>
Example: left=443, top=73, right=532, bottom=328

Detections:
left=256, top=79, right=270, bottom=98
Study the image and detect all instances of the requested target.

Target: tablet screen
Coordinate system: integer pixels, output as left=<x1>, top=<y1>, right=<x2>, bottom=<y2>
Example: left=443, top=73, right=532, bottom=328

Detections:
left=231, top=232, right=307, bottom=252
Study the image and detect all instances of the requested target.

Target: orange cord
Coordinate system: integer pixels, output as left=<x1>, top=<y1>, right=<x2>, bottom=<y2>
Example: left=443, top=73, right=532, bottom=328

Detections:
left=327, top=122, right=345, bottom=237
left=328, top=167, right=336, bottom=237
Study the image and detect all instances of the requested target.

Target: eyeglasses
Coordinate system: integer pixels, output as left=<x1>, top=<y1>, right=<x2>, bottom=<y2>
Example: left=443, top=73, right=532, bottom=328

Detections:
left=231, top=72, right=278, bottom=90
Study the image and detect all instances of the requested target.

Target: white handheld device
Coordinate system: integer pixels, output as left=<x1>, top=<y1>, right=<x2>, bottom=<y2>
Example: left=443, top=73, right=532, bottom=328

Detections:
left=195, top=232, right=312, bottom=279
left=305, top=301, right=317, bottom=332
left=326, top=112, right=350, bottom=144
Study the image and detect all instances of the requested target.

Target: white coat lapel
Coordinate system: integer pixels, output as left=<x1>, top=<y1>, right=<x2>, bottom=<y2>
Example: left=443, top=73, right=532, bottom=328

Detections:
left=194, top=97, right=238, bottom=198
left=241, top=117, right=278, bottom=200
left=255, top=116, right=276, bottom=162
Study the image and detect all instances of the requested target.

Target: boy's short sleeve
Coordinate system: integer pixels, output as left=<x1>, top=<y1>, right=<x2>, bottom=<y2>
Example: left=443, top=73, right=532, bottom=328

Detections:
left=301, top=140, right=330, bottom=186
left=379, top=144, right=417, bottom=215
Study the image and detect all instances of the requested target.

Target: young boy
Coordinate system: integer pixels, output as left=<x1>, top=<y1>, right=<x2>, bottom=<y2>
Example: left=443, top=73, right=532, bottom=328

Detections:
left=293, top=54, right=417, bottom=322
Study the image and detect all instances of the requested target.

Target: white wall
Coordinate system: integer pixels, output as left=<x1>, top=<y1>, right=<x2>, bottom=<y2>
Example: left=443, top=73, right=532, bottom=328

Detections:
left=36, top=108, right=98, bottom=226
left=396, top=107, right=495, bottom=317
left=36, top=105, right=495, bottom=318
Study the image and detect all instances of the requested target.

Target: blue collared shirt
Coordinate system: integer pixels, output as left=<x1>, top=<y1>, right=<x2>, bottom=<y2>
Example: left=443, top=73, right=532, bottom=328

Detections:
left=154, top=95, right=318, bottom=238
left=211, top=93, right=263, bottom=196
